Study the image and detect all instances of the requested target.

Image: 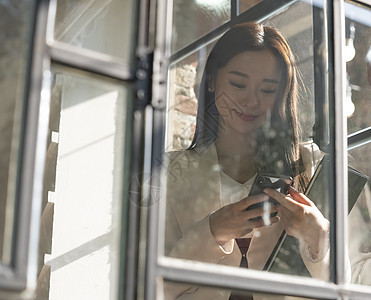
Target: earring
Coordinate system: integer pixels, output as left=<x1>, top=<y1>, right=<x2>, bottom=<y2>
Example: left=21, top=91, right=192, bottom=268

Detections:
left=207, top=74, right=215, bottom=92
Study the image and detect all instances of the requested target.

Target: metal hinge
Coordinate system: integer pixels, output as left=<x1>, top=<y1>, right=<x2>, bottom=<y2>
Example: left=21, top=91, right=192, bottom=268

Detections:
left=135, top=52, right=154, bottom=108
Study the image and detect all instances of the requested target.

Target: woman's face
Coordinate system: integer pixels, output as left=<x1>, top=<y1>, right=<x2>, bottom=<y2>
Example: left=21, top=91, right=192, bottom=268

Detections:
left=214, top=49, right=281, bottom=136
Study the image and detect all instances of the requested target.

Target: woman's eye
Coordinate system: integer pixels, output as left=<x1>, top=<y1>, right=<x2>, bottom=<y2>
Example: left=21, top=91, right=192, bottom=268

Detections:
left=261, top=89, right=277, bottom=94
left=229, top=81, right=245, bottom=89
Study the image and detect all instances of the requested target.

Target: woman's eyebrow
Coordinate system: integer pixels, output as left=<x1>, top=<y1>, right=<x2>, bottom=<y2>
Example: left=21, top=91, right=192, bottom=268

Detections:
left=263, top=78, right=280, bottom=84
left=229, top=71, right=248, bottom=78
left=229, top=71, right=280, bottom=84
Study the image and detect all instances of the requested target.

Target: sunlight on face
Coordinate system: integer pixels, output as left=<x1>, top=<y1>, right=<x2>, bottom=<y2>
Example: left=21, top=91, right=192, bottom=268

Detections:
left=214, top=49, right=281, bottom=136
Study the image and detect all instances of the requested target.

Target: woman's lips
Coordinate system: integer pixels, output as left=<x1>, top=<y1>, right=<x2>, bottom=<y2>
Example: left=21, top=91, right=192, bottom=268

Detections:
left=233, top=109, right=259, bottom=121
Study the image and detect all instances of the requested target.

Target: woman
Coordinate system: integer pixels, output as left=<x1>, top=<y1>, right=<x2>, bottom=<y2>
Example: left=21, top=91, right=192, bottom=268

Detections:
left=164, top=22, right=330, bottom=299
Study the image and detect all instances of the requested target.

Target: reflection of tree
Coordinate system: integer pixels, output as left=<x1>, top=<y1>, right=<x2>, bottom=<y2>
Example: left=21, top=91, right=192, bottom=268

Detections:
left=346, top=20, right=371, bottom=134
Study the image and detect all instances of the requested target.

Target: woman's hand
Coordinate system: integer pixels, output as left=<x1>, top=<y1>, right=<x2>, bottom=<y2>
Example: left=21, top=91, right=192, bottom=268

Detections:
left=209, top=194, right=280, bottom=244
left=264, top=187, right=330, bottom=260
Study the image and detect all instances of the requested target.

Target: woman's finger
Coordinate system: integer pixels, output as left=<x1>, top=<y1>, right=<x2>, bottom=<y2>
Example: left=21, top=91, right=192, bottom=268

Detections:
left=249, top=215, right=280, bottom=228
left=288, top=187, right=313, bottom=206
left=236, top=193, right=269, bottom=210
left=244, top=204, right=279, bottom=220
left=263, top=188, right=304, bottom=212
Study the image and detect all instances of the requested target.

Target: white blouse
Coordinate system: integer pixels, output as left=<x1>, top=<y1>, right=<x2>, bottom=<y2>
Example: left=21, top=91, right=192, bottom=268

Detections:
left=219, top=170, right=256, bottom=206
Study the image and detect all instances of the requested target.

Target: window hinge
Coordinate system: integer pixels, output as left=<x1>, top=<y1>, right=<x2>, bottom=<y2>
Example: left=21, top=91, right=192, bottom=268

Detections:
left=135, top=52, right=153, bottom=108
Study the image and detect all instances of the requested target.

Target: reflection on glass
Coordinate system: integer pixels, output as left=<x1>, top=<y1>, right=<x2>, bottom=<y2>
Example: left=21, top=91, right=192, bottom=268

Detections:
left=164, top=18, right=332, bottom=300
left=164, top=281, right=325, bottom=300
left=43, top=65, right=128, bottom=299
left=345, top=0, right=371, bottom=287
left=238, top=0, right=264, bottom=15
left=172, top=0, right=230, bottom=53
left=345, top=1, right=371, bottom=134
left=262, top=1, right=315, bottom=140
left=54, top=0, right=134, bottom=63
left=0, top=0, right=36, bottom=264
left=348, top=142, right=371, bottom=286
left=167, top=41, right=217, bottom=151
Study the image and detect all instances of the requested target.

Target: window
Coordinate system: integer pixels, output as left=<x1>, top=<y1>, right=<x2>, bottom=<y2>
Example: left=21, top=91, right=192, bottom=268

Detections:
left=0, top=0, right=41, bottom=291
left=164, top=0, right=333, bottom=289
left=1, top=0, right=370, bottom=300
left=42, top=65, right=130, bottom=300
left=36, top=0, right=138, bottom=299
left=345, top=0, right=371, bottom=288
left=0, top=0, right=140, bottom=299
left=144, top=1, right=371, bottom=300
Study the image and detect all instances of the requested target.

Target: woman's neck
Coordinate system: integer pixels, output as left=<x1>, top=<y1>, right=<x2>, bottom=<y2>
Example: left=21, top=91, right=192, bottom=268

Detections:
left=215, top=128, right=258, bottom=184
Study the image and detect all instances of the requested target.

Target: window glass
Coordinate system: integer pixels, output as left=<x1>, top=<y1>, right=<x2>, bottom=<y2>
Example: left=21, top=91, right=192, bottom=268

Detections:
left=164, top=281, right=330, bottom=300
left=53, top=0, right=135, bottom=64
left=167, top=42, right=217, bottom=151
left=345, top=1, right=371, bottom=134
left=172, top=0, right=230, bottom=54
left=163, top=2, right=334, bottom=297
left=345, top=1, right=371, bottom=288
left=262, top=0, right=315, bottom=141
left=238, top=0, right=264, bottom=15
left=0, top=0, right=36, bottom=265
left=39, top=65, right=130, bottom=299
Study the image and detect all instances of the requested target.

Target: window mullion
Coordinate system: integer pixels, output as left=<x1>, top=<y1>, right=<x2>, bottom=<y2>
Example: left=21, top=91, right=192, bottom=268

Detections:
left=146, top=0, right=173, bottom=298
left=47, top=42, right=134, bottom=81
left=353, top=0, right=371, bottom=6
left=13, top=0, right=51, bottom=291
left=333, top=0, right=349, bottom=286
left=347, top=127, right=371, bottom=150
left=158, top=257, right=339, bottom=299
left=231, top=0, right=239, bottom=19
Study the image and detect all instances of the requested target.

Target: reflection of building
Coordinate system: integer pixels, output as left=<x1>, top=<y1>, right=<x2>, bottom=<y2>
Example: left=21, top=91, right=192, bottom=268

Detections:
left=345, top=19, right=371, bottom=135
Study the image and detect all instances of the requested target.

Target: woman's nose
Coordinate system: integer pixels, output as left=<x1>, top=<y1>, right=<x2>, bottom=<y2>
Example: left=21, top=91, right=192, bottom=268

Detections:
left=243, top=88, right=259, bottom=107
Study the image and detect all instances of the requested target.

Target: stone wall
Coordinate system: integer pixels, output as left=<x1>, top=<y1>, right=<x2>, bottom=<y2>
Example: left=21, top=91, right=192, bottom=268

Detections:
left=168, top=61, right=198, bottom=151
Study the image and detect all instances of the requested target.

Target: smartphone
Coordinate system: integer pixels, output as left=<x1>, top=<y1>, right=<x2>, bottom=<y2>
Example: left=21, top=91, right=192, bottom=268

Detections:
left=246, top=174, right=292, bottom=218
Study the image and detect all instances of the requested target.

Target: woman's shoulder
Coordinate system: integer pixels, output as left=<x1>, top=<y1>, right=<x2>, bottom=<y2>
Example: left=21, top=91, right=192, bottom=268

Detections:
left=164, top=148, right=199, bottom=166
left=162, top=144, right=218, bottom=183
left=164, top=144, right=217, bottom=166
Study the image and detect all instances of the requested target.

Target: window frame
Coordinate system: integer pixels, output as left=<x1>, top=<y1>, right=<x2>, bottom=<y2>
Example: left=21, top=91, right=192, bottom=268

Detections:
left=0, top=0, right=49, bottom=292
left=0, top=0, right=143, bottom=298
left=143, top=0, right=371, bottom=299
left=45, top=0, right=143, bottom=299
left=45, top=0, right=148, bottom=299
left=3, top=0, right=370, bottom=298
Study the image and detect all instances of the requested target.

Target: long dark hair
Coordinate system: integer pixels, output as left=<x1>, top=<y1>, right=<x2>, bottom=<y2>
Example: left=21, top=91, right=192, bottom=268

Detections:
left=189, top=22, right=307, bottom=190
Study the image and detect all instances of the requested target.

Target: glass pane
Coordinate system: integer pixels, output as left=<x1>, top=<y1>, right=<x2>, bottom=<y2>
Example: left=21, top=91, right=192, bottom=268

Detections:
left=167, top=43, right=217, bottom=151
left=348, top=142, right=371, bottom=287
left=345, top=0, right=371, bottom=288
left=345, top=1, right=371, bottom=134
left=164, top=280, right=331, bottom=300
left=262, top=1, right=316, bottom=141
left=41, top=65, right=130, bottom=299
left=0, top=0, right=36, bottom=264
left=163, top=1, right=334, bottom=292
left=53, top=0, right=135, bottom=64
left=238, top=0, right=265, bottom=15
left=172, top=0, right=231, bottom=53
